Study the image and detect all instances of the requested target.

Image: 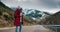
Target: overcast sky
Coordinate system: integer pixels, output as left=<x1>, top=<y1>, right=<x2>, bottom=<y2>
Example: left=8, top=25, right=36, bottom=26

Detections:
left=1, top=0, right=60, bottom=14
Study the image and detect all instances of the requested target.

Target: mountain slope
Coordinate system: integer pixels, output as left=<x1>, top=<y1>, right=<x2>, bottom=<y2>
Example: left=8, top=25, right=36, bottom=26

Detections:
left=0, top=1, right=14, bottom=27
left=39, top=11, right=60, bottom=25
left=0, top=2, right=13, bottom=11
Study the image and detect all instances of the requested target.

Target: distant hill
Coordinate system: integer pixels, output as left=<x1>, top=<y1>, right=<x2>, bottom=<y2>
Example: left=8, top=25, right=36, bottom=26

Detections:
left=38, top=11, right=60, bottom=25
left=46, top=11, right=60, bottom=25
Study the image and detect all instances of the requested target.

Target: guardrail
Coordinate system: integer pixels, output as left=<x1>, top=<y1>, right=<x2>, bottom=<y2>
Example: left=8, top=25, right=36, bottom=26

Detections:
left=42, top=25, right=60, bottom=32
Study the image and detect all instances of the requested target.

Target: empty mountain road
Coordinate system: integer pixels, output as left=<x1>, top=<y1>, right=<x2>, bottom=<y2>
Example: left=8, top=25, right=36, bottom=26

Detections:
left=0, top=25, right=53, bottom=32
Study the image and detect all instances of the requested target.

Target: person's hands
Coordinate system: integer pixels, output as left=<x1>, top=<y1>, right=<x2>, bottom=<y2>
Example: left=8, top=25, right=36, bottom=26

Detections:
left=20, top=13, right=22, bottom=17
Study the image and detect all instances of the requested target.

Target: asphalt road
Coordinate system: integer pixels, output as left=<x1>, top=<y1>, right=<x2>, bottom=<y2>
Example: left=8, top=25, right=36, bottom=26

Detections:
left=0, top=25, right=53, bottom=32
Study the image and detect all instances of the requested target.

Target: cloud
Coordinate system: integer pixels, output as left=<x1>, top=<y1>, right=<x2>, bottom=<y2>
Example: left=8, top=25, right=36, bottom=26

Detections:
left=18, top=0, right=21, bottom=1
left=1, top=0, right=57, bottom=8
left=1, top=0, right=60, bottom=13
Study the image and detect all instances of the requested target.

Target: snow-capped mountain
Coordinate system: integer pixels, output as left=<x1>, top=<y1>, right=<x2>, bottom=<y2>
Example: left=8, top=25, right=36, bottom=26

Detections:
left=22, top=9, right=51, bottom=20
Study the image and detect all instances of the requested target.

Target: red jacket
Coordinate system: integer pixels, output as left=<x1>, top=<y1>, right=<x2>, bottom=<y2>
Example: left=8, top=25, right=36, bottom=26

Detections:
left=14, top=8, right=22, bottom=26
